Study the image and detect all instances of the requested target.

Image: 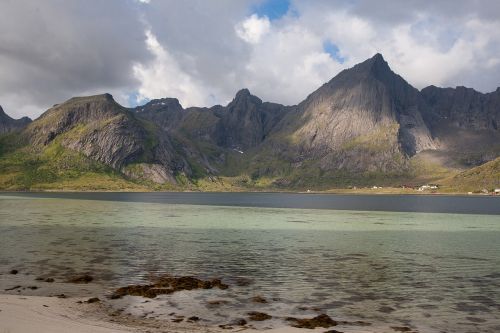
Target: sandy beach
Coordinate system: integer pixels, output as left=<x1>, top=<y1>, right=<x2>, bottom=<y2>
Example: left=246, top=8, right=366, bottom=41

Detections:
left=0, top=294, right=133, bottom=333
left=0, top=294, right=375, bottom=333
left=0, top=268, right=403, bottom=333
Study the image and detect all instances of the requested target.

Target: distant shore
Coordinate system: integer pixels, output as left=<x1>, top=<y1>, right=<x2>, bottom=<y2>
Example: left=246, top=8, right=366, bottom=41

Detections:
left=0, top=187, right=498, bottom=195
left=2, top=190, right=499, bottom=215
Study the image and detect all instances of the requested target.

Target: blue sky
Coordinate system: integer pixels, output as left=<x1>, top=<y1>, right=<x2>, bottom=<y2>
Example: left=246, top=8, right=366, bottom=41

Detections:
left=252, top=0, right=291, bottom=20
left=323, top=41, right=346, bottom=64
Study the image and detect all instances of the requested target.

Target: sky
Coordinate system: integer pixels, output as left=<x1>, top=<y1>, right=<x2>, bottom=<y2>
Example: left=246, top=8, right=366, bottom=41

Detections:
left=1, top=0, right=500, bottom=118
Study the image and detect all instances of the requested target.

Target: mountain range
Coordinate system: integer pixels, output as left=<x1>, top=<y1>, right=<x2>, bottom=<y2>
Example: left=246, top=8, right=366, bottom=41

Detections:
left=0, top=54, right=499, bottom=191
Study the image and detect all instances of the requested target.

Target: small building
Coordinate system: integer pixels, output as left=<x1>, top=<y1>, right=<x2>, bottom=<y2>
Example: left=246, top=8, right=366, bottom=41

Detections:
left=418, top=184, right=439, bottom=191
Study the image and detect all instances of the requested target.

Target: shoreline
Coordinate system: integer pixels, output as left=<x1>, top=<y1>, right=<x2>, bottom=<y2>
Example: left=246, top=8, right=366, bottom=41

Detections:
left=0, top=294, right=377, bottom=333
left=2, top=190, right=499, bottom=216
left=0, top=188, right=497, bottom=195
left=0, top=271, right=400, bottom=333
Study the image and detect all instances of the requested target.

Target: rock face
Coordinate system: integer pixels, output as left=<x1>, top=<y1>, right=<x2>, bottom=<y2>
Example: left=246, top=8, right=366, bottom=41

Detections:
left=294, top=54, right=435, bottom=156
left=421, top=86, right=500, bottom=131
left=135, top=88, right=288, bottom=152
left=135, top=97, right=184, bottom=131
left=25, top=94, right=190, bottom=184
left=421, top=86, right=500, bottom=163
left=257, top=54, right=437, bottom=177
left=214, top=89, right=287, bottom=150
left=0, top=105, right=31, bottom=134
left=4, top=54, right=500, bottom=188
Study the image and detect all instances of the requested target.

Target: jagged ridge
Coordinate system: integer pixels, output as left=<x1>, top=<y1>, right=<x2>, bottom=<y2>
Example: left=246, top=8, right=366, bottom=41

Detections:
left=0, top=53, right=499, bottom=190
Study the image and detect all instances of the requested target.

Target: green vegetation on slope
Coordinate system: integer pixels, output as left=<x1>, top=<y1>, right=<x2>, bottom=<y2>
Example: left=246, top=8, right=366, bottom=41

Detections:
left=441, top=157, right=500, bottom=192
left=0, top=133, right=148, bottom=191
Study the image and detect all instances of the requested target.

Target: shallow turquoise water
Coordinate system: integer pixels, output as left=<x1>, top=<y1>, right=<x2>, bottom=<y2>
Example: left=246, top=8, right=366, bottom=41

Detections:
left=0, top=195, right=499, bottom=332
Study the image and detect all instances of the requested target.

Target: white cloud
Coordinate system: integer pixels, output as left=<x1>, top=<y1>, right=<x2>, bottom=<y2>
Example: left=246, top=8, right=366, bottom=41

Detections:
left=237, top=21, right=345, bottom=104
left=236, top=14, right=271, bottom=44
left=132, top=30, right=210, bottom=107
left=2, top=0, right=500, bottom=117
left=274, top=3, right=500, bottom=91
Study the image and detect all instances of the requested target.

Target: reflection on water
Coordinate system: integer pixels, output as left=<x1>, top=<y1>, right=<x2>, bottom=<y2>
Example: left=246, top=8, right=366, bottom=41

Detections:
left=1, top=195, right=500, bottom=332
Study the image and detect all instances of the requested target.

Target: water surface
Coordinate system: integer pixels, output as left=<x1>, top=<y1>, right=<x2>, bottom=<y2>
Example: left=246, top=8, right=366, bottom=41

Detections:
left=4, top=191, right=500, bottom=214
left=0, top=194, right=499, bottom=332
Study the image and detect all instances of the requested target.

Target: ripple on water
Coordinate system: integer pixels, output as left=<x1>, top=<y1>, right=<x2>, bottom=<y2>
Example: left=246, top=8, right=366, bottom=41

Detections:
left=1, top=197, right=500, bottom=332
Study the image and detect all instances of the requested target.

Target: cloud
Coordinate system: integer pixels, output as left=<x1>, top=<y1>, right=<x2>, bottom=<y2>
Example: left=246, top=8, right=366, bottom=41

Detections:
left=280, top=1, right=500, bottom=91
left=236, top=14, right=271, bottom=44
left=237, top=21, right=345, bottom=104
left=132, top=30, right=210, bottom=107
left=0, top=0, right=149, bottom=118
left=1, top=0, right=500, bottom=118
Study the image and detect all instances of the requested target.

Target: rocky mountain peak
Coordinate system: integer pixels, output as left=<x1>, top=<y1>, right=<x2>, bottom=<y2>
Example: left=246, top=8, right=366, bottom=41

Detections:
left=0, top=105, right=32, bottom=134
left=141, top=98, right=183, bottom=112
left=213, top=89, right=285, bottom=149
left=26, top=93, right=129, bottom=146
left=103, top=93, right=114, bottom=101
left=364, top=52, right=389, bottom=70
left=230, top=88, right=262, bottom=107
left=0, top=105, right=8, bottom=119
left=308, top=53, right=401, bottom=102
left=368, top=53, right=393, bottom=78
left=235, top=88, right=251, bottom=97
left=289, top=52, right=436, bottom=165
left=354, top=53, right=404, bottom=87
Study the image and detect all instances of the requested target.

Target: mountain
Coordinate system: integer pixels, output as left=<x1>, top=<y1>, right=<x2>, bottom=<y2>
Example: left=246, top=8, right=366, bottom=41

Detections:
left=0, top=54, right=499, bottom=191
left=248, top=54, right=437, bottom=185
left=25, top=94, right=195, bottom=184
left=135, top=88, right=288, bottom=150
left=293, top=53, right=435, bottom=157
left=0, top=105, right=31, bottom=134
left=212, top=89, right=288, bottom=150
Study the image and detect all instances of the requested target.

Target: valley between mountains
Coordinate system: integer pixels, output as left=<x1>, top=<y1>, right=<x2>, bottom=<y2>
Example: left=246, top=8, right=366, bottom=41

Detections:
left=0, top=54, right=499, bottom=192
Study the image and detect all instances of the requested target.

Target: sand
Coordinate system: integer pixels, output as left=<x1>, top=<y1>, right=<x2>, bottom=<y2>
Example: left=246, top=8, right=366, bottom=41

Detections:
left=0, top=294, right=134, bottom=333
left=1, top=294, right=371, bottom=333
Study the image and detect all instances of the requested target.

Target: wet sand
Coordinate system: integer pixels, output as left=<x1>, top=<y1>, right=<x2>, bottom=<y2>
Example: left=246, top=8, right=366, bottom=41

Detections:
left=0, top=271, right=401, bottom=333
left=0, top=294, right=134, bottom=333
left=0, top=294, right=377, bottom=333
